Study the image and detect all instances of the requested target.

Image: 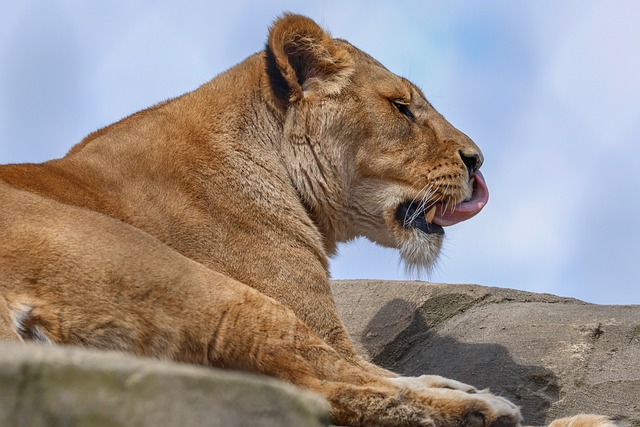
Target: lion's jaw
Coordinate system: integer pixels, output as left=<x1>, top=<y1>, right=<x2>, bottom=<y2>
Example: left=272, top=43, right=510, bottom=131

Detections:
left=279, top=128, right=488, bottom=272
left=342, top=170, right=488, bottom=271
left=342, top=178, right=445, bottom=271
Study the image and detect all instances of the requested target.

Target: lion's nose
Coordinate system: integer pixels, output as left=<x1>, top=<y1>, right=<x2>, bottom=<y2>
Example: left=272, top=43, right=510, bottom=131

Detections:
left=459, top=150, right=483, bottom=178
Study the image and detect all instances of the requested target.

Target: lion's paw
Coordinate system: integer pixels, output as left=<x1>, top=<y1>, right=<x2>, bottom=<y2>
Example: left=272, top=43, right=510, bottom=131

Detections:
left=411, top=387, right=522, bottom=427
left=471, top=390, right=521, bottom=427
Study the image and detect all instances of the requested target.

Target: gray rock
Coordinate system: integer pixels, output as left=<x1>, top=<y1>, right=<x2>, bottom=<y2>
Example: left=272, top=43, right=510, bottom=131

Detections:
left=0, top=341, right=329, bottom=427
left=332, top=280, right=640, bottom=426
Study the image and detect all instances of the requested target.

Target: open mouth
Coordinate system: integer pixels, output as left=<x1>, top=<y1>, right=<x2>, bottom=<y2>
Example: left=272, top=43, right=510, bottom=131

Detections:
left=395, top=171, right=489, bottom=235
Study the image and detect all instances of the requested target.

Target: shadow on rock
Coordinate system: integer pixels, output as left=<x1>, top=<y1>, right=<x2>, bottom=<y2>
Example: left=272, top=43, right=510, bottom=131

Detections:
left=365, top=298, right=559, bottom=425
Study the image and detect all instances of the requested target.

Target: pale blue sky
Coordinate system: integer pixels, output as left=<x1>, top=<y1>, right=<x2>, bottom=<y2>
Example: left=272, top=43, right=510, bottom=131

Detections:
left=1, top=1, right=639, bottom=304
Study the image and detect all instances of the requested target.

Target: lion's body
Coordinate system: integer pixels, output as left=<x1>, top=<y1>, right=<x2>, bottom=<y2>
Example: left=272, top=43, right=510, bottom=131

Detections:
left=0, top=14, right=615, bottom=427
left=0, top=52, right=349, bottom=353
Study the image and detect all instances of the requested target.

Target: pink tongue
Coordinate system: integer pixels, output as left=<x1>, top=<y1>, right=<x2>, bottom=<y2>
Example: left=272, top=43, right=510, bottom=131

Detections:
left=432, top=171, right=489, bottom=227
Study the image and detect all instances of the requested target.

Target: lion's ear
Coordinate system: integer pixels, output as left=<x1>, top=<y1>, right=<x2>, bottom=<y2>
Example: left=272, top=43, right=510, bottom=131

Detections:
left=267, top=13, right=353, bottom=103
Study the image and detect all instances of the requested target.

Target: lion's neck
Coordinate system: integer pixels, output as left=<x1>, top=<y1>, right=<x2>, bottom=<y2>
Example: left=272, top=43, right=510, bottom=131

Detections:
left=274, top=140, right=348, bottom=256
left=252, top=68, right=350, bottom=257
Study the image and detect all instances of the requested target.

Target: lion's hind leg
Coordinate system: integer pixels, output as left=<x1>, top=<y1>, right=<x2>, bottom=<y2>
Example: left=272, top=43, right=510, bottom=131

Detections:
left=194, top=281, right=522, bottom=427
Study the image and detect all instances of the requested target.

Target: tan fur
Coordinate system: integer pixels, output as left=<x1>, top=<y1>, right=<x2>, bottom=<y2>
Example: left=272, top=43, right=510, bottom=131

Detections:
left=0, top=14, right=611, bottom=427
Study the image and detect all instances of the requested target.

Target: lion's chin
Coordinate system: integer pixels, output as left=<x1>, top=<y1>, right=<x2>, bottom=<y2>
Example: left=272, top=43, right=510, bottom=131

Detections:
left=362, top=224, right=443, bottom=274
left=397, top=228, right=443, bottom=274
left=358, top=203, right=444, bottom=274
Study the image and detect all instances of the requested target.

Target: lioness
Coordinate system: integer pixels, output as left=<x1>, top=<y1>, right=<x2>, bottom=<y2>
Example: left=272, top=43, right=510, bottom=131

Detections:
left=0, top=13, right=618, bottom=427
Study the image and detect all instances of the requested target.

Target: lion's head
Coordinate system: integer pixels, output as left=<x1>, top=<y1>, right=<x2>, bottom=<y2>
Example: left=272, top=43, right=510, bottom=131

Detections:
left=265, top=14, right=488, bottom=270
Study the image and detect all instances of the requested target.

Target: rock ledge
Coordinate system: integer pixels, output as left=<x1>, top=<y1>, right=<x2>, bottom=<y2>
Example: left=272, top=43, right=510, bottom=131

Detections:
left=0, top=341, right=329, bottom=427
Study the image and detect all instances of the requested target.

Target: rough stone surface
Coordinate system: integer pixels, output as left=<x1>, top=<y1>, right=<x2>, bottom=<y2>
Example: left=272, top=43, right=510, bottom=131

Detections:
left=0, top=341, right=329, bottom=427
left=332, top=280, right=640, bottom=427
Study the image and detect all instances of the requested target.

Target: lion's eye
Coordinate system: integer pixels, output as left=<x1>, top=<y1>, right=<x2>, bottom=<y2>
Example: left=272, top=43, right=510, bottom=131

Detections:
left=390, top=99, right=415, bottom=122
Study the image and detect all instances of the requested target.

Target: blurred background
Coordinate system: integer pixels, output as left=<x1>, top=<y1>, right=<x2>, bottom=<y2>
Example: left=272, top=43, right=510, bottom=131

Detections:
left=1, top=1, right=639, bottom=304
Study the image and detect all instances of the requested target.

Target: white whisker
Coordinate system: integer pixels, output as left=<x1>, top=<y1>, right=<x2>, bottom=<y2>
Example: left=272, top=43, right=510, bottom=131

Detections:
left=407, top=183, right=437, bottom=225
left=404, top=180, right=430, bottom=226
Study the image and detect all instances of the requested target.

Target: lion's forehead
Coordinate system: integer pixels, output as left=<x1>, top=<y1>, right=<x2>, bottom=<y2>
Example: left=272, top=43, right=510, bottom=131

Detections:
left=338, top=41, right=429, bottom=106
